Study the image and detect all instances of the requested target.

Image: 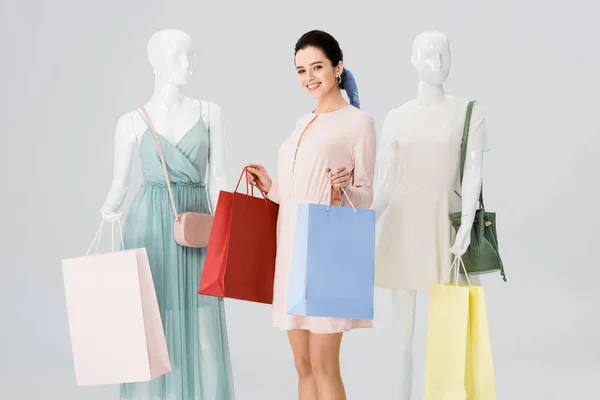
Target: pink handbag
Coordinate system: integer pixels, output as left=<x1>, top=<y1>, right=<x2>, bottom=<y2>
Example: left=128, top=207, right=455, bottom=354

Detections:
left=140, top=106, right=213, bottom=248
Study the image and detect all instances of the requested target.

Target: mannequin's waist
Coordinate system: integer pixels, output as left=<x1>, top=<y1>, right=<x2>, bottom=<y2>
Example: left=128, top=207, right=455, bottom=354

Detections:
left=391, top=182, right=458, bottom=199
left=142, top=180, right=206, bottom=189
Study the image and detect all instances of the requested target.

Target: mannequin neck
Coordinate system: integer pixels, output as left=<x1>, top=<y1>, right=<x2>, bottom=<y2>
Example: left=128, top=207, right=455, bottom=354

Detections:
left=148, top=76, right=186, bottom=111
left=416, top=81, right=446, bottom=106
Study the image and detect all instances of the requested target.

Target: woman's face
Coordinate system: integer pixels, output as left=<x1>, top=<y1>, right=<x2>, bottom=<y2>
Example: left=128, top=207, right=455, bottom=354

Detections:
left=295, top=46, right=342, bottom=100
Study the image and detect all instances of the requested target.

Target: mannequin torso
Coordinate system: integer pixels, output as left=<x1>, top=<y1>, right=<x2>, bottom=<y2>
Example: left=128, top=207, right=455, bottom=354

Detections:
left=100, top=30, right=228, bottom=219
left=129, top=97, right=206, bottom=146
left=373, top=30, right=489, bottom=266
left=375, top=96, right=488, bottom=289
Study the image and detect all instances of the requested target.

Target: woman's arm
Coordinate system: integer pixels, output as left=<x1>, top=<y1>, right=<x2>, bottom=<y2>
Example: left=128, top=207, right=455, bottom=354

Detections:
left=266, top=179, right=280, bottom=204
left=342, top=115, right=377, bottom=209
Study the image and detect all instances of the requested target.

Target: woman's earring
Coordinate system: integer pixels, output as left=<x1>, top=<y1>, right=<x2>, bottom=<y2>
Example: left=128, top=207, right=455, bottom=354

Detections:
left=336, top=75, right=342, bottom=85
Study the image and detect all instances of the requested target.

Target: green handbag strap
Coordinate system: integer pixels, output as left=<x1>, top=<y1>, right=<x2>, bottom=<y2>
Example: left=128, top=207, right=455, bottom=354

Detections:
left=459, top=101, right=485, bottom=210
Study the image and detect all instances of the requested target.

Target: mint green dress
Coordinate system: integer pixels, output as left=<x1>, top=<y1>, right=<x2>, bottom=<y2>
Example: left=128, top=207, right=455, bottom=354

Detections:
left=119, top=108, right=235, bottom=399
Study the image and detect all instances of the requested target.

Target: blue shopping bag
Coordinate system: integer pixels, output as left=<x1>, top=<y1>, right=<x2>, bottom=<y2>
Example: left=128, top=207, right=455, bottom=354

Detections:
left=286, top=196, right=376, bottom=320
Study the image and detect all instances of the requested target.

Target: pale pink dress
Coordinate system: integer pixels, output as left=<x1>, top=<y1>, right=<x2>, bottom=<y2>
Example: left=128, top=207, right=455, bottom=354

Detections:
left=266, top=105, right=377, bottom=334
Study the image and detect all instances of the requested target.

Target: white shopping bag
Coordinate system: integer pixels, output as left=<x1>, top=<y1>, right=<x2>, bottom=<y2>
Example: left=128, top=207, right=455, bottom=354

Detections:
left=61, top=220, right=171, bottom=386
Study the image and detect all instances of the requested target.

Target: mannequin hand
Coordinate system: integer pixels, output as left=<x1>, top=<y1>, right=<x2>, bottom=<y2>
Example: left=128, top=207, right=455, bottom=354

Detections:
left=246, top=164, right=272, bottom=194
left=327, top=167, right=350, bottom=188
left=449, top=224, right=472, bottom=256
left=101, top=207, right=123, bottom=222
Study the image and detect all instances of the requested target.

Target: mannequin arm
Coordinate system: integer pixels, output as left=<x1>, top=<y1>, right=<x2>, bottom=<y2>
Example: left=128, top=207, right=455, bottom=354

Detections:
left=450, top=150, right=483, bottom=255
left=100, top=114, right=137, bottom=220
left=371, top=111, right=400, bottom=220
left=372, top=143, right=400, bottom=220
left=450, top=102, right=490, bottom=256
left=343, top=115, right=377, bottom=209
left=207, top=103, right=228, bottom=214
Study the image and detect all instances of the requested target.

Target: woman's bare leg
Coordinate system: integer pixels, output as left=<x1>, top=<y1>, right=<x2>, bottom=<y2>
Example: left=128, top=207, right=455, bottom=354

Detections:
left=309, top=332, right=345, bottom=400
left=288, top=329, right=318, bottom=399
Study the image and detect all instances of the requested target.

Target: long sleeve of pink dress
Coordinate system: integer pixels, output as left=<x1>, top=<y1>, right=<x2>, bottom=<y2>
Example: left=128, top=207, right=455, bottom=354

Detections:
left=266, top=180, right=280, bottom=204
left=341, top=115, right=376, bottom=209
left=270, top=105, right=377, bottom=333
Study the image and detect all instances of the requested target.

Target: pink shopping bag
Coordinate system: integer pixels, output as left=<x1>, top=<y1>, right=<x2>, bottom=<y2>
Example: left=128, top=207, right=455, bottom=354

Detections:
left=61, top=220, right=171, bottom=386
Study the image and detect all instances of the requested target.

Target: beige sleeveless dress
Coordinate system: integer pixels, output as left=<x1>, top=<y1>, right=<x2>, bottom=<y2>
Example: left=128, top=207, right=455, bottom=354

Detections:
left=375, top=97, right=490, bottom=290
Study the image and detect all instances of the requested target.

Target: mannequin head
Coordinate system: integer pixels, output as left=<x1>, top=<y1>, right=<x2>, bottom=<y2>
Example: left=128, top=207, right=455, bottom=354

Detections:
left=293, top=30, right=360, bottom=108
left=410, top=30, right=451, bottom=86
left=147, top=29, right=194, bottom=86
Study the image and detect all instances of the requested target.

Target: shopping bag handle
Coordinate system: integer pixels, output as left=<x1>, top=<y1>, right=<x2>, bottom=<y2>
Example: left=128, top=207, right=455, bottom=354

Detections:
left=85, top=218, right=125, bottom=257
left=442, top=254, right=472, bottom=287
left=234, top=166, right=268, bottom=204
left=320, top=170, right=358, bottom=214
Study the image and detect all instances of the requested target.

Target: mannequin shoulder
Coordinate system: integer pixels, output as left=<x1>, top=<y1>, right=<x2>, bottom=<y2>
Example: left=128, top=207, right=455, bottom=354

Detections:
left=114, top=110, right=147, bottom=141
left=200, top=100, right=222, bottom=114
left=459, top=98, right=487, bottom=121
left=391, top=100, right=414, bottom=112
left=196, top=99, right=223, bottom=129
left=470, top=100, right=486, bottom=117
left=183, top=96, right=223, bottom=117
left=383, top=101, right=415, bottom=120
left=452, top=97, right=486, bottom=114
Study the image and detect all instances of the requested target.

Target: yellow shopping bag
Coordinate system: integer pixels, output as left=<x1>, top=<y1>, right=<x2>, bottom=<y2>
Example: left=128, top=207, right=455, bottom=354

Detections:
left=424, top=282, right=470, bottom=400
left=465, top=285, right=496, bottom=399
left=424, top=256, right=496, bottom=400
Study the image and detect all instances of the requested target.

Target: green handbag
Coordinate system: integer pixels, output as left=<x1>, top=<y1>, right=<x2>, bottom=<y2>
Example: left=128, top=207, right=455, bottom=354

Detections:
left=449, top=100, right=506, bottom=281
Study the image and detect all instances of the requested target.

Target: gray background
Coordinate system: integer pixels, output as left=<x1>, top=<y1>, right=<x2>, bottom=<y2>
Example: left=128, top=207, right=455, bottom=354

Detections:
left=1, top=0, right=598, bottom=399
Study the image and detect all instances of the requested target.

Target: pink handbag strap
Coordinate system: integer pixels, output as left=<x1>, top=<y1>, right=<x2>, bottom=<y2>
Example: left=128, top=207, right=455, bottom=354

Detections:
left=139, top=106, right=179, bottom=219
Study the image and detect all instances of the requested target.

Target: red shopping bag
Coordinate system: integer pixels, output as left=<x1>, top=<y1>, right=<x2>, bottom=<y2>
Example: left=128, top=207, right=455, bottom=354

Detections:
left=198, top=167, right=279, bottom=304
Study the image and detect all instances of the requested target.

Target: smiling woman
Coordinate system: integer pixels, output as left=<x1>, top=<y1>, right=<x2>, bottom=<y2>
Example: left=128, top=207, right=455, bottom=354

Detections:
left=246, top=29, right=376, bottom=400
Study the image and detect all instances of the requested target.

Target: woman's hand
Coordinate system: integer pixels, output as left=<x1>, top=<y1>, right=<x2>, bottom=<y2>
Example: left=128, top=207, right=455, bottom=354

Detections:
left=327, top=167, right=351, bottom=188
left=246, top=164, right=273, bottom=194
left=327, top=167, right=351, bottom=206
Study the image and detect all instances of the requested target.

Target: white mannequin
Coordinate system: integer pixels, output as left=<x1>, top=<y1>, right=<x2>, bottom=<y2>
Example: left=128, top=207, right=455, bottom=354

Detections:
left=100, top=29, right=228, bottom=221
left=371, top=30, right=484, bottom=399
